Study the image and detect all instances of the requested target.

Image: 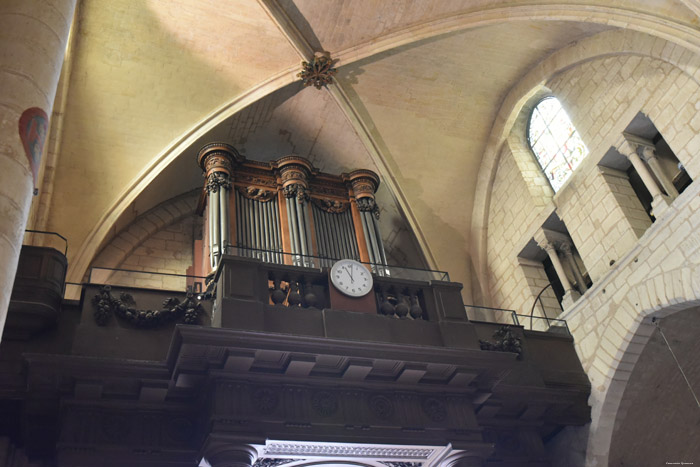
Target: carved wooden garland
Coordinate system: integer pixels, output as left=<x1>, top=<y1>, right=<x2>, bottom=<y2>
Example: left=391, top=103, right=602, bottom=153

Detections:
left=236, top=185, right=276, bottom=202
left=310, top=197, right=349, bottom=213
left=92, top=286, right=203, bottom=327
left=479, top=326, right=523, bottom=358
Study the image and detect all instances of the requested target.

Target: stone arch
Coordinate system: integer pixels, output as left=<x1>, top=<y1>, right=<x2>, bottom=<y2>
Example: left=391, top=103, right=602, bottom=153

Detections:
left=582, top=265, right=700, bottom=466
left=70, top=4, right=700, bottom=285
left=472, top=27, right=700, bottom=304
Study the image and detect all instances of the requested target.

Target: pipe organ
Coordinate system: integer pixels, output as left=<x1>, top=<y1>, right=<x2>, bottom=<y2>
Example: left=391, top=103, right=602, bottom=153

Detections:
left=197, top=143, right=387, bottom=273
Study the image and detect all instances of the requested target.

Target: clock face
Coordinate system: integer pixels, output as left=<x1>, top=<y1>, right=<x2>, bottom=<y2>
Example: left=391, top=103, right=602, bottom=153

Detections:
left=330, top=259, right=374, bottom=297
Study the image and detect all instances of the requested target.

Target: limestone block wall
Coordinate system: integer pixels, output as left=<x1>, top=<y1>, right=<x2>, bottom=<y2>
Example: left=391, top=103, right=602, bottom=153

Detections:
left=482, top=38, right=700, bottom=466
left=554, top=167, right=643, bottom=282
left=486, top=145, right=559, bottom=318
left=87, top=192, right=199, bottom=293
left=550, top=54, right=700, bottom=181
left=106, top=216, right=196, bottom=291
left=486, top=51, right=700, bottom=316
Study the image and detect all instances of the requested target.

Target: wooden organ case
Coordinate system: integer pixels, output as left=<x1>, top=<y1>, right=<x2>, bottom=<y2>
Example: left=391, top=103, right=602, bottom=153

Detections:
left=196, top=143, right=388, bottom=279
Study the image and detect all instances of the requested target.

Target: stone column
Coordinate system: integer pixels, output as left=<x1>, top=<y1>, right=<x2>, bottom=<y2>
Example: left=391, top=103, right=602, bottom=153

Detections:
left=0, top=0, right=77, bottom=342
left=534, top=229, right=580, bottom=309
left=619, top=140, right=669, bottom=217
left=559, top=240, right=588, bottom=294
left=640, top=145, right=679, bottom=198
left=198, top=143, right=238, bottom=271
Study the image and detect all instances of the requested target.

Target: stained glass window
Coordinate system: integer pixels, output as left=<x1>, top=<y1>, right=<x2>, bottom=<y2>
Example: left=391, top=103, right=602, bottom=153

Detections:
left=528, top=97, right=589, bottom=192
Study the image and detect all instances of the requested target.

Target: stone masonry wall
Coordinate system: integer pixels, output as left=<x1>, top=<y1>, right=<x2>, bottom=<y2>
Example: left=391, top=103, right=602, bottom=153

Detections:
left=484, top=49, right=700, bottom=466
left=91, top=215, right=196, bottom=292
left=486, top=144, right=559, bottom=321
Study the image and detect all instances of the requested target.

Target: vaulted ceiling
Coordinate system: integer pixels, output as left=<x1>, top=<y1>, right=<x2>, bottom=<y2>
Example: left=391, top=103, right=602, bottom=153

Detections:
left=43, top=0, right=699, bottom=297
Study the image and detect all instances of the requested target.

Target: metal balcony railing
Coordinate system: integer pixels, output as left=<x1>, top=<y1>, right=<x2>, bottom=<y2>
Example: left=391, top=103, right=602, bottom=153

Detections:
left=465, top=305, right=571, bottom=336
left=223, top=244, right=450, bottom=282
left=23, top=229, right=68, bottom=256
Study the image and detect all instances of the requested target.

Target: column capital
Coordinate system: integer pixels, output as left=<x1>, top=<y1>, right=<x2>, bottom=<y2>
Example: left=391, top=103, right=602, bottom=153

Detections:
left=617, top=139, right=640, bottom=160
left=533, top=228, right=570, bottom=253
left=620, top=133, right=655, bottom=159
left=275, top=156, right=314, bottom=201
left=640, top=145, right=657, bottom=162
left=558, top=240, right=573, bottom=255
left=197, top=142, right=242, bottom=178
left=344, top=169, right=380, bottom=200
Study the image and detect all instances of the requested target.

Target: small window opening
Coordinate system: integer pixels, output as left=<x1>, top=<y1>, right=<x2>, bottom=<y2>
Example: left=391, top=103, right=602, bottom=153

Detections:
left=528, top=97, right=589, bottom=192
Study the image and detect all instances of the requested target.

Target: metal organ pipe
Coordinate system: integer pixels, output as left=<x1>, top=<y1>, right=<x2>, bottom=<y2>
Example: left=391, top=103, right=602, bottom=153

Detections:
left=219, top=188, right=229, bottom=256
left=262, top=200, right=271, bottom=262
left=315, top=208, right=326, bottom=259
left=337, top=211, right=350, bottom=259
left=234, top=192, right=241, bottom=255
left=327, top=211, right=339, bottom=260
left=317, top=209, right=329, bottom=259
left=372, top=215, right=388, bottom=265
left=253, top=199, right=261, bottom=259
left=207, top=196, right=215, bottom=269
left=271, top=199, right=281, bottom=264
left=363, top=211, right=382, bottom=267
left=211, top=191, right=221, bottom=269
left=295, top=199, right=308, bottom=261
left=302, top=202, right=314, bottom=266
left=287, top=199, right=300, bottom=263
left=345, top=211, right=360, bottom=260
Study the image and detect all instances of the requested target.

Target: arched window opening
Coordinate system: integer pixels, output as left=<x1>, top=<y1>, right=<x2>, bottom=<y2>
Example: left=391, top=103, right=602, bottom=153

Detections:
left=528, top=97, right=589, bottom=192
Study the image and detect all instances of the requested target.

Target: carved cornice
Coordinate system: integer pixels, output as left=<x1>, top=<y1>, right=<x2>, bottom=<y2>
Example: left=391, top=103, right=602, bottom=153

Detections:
left=276, top=157, right=315, bottom=191
left=197, top=142, right=241, bottom=178
left=345, top=169, right=380, bottom=200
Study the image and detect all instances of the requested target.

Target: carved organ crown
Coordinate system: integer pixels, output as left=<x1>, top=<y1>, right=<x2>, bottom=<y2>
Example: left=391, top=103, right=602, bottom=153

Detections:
left=197, top=143, right=386, bottom=273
